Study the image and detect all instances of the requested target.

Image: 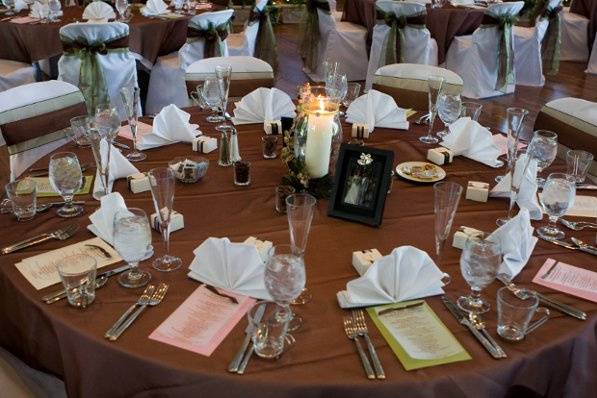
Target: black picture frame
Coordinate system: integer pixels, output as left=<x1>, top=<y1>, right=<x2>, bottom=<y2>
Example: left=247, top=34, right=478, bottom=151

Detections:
left=328, top=144, right=394, bottom=227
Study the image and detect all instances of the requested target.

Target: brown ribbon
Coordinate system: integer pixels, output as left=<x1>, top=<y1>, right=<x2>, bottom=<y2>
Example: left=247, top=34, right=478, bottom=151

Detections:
left=187, top=23, right=230, bottom=58
left=61, top=36, right=130, bottom=54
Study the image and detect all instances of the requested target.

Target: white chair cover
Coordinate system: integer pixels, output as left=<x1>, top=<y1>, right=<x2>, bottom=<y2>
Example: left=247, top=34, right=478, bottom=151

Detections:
left=328, top=0, right=343, bottom=21
left=586, top=34, right=597, bottom=74
left=0, top=59, right=35, bottom=93
left=228, top=0, right=268, bottom=57
left=445, top=2, right=524, bottom=99
left=57, top=22, right=139, bottom=120
left=145, top=9, right=234, bottom=115
left=560, top=7, right=589, bottom=61
left=365, top=1, right=438, bottom=90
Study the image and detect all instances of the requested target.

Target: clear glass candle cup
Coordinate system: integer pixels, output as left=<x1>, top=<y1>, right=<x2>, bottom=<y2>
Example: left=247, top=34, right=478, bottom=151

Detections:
left=233, top=160, right=251, bottom=186
left=566, top=149, right=594, bottom=184
left=496, top=287, right=550, bottom=341
left=262, top=135, right=279, bottom=159
left=275, top=185, right=295, bottom=214
left=5, top=178, right=37, bottom=221
left=56, top=254, right=97, bottom=309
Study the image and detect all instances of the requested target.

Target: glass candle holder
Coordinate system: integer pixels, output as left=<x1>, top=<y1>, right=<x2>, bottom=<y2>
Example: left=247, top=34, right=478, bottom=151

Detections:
left=234, top=161, right=251, bottom=186
left=275, top=185, right=296, bottom=214
left=262, top=135, right=279, bottom=159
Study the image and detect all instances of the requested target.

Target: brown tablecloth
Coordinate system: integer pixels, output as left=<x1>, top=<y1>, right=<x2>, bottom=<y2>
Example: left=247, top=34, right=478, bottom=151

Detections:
left=570, top=0, right=597, bottom=53
left=0, top=109, right=596, bottom=397
left=0, top=6, right=196, bottom=64
left=342, top=1, right=486, bottom=64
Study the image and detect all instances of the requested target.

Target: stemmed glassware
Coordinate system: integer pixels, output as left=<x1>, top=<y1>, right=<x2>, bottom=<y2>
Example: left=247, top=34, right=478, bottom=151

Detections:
left=85, top=127, right=109, bottom=199
left=48, top=0, right=61, bottom=21
left=460, top=102, right=483, bottom=121
left=433, top=181, right=463, bottom=259
left=530, top=130, right=558, bottom=186
left=325, top=72, right=348, bottom=116
left=48, top=152, right=84, bottom=218
left=537, top=173, right=576, bottom=240
left=120, top=86, right=146, bottom=162
left=215, top=64, right=232, bottom=131
left=92, top=104, right=121, bottom=198
left=420, top=75, right=444, bottom=144
left=497, top=107, right=529, bottom=179
left=115, top=0, right=129, bottom=21
left=323, top=59, right=339, bottom=84
left=148, top=167, right=182, bottom=272
left=436, top=93, right=462, bottom=138
left=2, top=0, right=15, bottom=16
left=113, top=208, right=152, bottom=288
left=202, top=78, right=225, bottom=123
left=566, top=150, right=594, bottom=184
left=457, top=237, right=501, bottom=314
left=342, top=82, right=361, bottom=109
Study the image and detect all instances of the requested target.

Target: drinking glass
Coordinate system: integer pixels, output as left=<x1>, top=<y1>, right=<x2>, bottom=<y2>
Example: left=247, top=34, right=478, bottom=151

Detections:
left=120, top=86, right=146, bottom=162
left=202, top=78, right=224, bottom=123
left=566, top=149, right=594, bottom=184
left=323, top=59, right=339, bottom=84
left=48, top=0, right=61, bottom=21
left=5, top=178, right=36, bottom=221
left=325, top=73, right=348, bottom=102
left=264, top=244, right=306, bottom=331
left=538, top=173, right=576, bottom=240
left=529, top=130, right=558, bottom=186
left=68, top=115, right=92, bottom=146
left=433, top=181, right=463, bottom=258
left=215, top=64, right=232, bottom=130
left=342, top=82, right=361, bottom=108
left=190, top=83, right=206, bottom=108
left=503, top=107, right=529, bottom=173
left=248, top=301, right=294, bottom=359
left=56, top=254, right=97, bottom=308
left=48, top=152, right=84, bottom=218
left=113, top=208, right=152, bottom=288
left=420, top=75, right=444, bottom=144
left=437, top=93, right=462, bottom=138
left=148, top=167, right=182, bottom=272
left=286, top=193, right=316, bottom=306
left=2, top=0, right=15, bottom=15
left=496, top=287, right=550, bottom=341
left=94, top=104, right=120, bottom=196
left=84, top=127, right=110, bottom=198
left=457, top=237, right=501, bottom=314
left=459, top=102, right=482, bottom=121
left=115, top=0, right=128, bottom=20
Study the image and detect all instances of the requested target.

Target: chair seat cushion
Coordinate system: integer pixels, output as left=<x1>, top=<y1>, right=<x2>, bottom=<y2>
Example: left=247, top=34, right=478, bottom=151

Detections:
left=374, top=63, right=463, bottom=95
left=185, top=56, right=273, bottom=80
left=545, top=97, right=597, bottom=127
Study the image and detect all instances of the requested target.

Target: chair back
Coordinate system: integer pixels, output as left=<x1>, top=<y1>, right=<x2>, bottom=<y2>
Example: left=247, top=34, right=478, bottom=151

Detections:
left=392, top=1, right=426, bottom=17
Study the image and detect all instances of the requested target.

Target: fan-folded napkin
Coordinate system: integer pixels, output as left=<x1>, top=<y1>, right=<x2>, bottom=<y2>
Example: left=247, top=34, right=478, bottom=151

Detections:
left=141, top=0, right=168, bottom=16
left=14, top=0, right=28, bottom=12
left=345, top=90, right=409, bottom=131
left=29, top=1, right=48, bottom=19
left=137, top=104, right=200, bottom=150
left=337, top=246, right=448, bottom=308
left=82, top=1, right=115, bottom=21
left=93, top=139, right=139, bottom=197
left=232, top=87, right=295, bottom=125
left=87, top=192, right=130, bottom=245
left=441, top=117, right=501, bottom=167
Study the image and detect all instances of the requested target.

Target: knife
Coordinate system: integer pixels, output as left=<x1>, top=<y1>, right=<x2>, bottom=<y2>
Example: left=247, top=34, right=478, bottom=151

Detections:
left=41, top=263, right=130, bottom=303
left=228, top=303, right=266, bottom=373
left=538, top=236, right=579, bottom=250
left=496, top=274, right=587, bottom=321
left=570, top=237, right=597, bottom=256
left=441, top=296, right=506, bottom=359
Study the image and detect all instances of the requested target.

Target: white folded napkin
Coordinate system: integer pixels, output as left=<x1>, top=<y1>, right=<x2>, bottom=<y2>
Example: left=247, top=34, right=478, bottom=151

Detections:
left=490, top=153, right=542, bottom=220
left=87, top=192, right=129, bottom=245
left=232, top=87, right=296, bottom=125
left=82, top=1, right=116, bottom=21
left=29, top=1, right=48, bottom=19
left=450, top=0, right=474, bottom=6
left=337, top=246, right=448, bottom=309
left=187, top=237, right=272, bottom=300
left=93, top=139, right=139, bottom=198
left=346, top=90, right=409, bottom=132
left=14, top=0, right=28, bottom=12
left=441, top=117, right=501, bottom=167
left=137, top=104, right=200, bottom=150
left=488, top=209, right=538, bottom=279
left=141, top=0, right=168, bottom=16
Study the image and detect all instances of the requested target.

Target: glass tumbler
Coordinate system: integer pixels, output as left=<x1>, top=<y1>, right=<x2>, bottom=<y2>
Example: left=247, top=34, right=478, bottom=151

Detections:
left=5, top=178, right=36, bottom=221
left=566, top=149, right=594, bottom=184
left=56, top=254, right=97, bottom=309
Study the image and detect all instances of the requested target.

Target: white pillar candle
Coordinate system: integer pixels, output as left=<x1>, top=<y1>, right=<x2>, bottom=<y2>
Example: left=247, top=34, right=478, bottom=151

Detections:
left=305, top=101, right=335, bottom=178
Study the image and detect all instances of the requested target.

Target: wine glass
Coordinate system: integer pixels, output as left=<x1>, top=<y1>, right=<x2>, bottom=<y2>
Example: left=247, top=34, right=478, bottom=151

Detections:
left=48, top=152, right=84, bottom=218
left=420, top=75, right=444, bottom=144
left=457, top=237, right=501, bottom=315
left=434, top=181, right=463, bottom=259
left=148, top=167, right=182, bottom=272
left=529, top=130, right=558, bottom=186
left=84, top=127, right=110, bottom=199
left=538, top=173, right=576, bottom=241
left=2, top=0, right=15, bottom=16
left=437, top=93, right=462, bottom=138
left=113, top=208, right=152, bottom=288
left=202, top=78, right=225, bottom=123
left=342, top=82, right=361, bottom=109
left=115, top=0, right=129, bottom=21
left=264, top=244, right=306, bottom=330
left=460, top=102, right=483, bottom=121
left=496, top=107, right=529, bottom=181
left=215, top=64, right=232, bottom=131
left=119, top=86, right=146, bottom=162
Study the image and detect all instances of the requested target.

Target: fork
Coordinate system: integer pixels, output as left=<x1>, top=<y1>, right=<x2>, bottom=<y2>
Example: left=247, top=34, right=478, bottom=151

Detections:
left=1, top=224, right=79, bottom=254
left=352, top=310, right=385, bottom=379
left=104, top=284, right=155, bottom=338
left=559, top=218, right=597, bottom=231
left=108, top=283, right=169, bottom=341
left=343, top=316, right=375, bottom=379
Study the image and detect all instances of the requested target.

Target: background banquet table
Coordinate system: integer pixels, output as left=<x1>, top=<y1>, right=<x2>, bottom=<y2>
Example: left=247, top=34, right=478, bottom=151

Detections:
left=341, top=1, right=486, bottom=64
left=0, top=5, right=210, bottom=65
left=570, top=0, right=597, bottom=53
left=0, top=107, right=595, bottom=397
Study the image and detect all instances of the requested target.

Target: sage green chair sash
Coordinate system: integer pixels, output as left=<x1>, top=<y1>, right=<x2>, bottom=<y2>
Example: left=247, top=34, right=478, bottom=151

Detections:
left=61, top=34, right=129, bottom=114
left=299, top=0, right=330, bottom=72
left=379, top=11, right=426, bottom=66
left=481, top=14, right=518, bottom=93
left=249, top=6, right=278, bottom=73
left=187, top=21, right=230, bottom=59
left=540, top=5, right=563, bottom=75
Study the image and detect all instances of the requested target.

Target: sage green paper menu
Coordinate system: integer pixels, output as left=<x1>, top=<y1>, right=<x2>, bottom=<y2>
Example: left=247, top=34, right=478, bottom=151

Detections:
left=367, top=300, right=471, bottom=371
left=19, top=176, right=93, bottom=197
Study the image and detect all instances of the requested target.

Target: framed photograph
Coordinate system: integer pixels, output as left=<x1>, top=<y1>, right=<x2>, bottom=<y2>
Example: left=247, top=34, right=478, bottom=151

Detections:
left=328, top=144, right=394, bottom=227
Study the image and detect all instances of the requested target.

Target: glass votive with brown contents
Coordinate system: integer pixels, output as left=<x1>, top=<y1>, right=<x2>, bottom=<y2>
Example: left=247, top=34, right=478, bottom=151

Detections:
left=275, top=185, right=296, bottom=214
left=262, top=135, right=279, bottom=159
left=233, top=161, right=251, bottom=186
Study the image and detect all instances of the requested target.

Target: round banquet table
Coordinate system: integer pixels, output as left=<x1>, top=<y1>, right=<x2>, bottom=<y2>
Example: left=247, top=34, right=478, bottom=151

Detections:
left=0, top=5, right=213, bottom=65
left=341, top=1, right=488, bottom=64
left=0, top=107, right=596, bottom=398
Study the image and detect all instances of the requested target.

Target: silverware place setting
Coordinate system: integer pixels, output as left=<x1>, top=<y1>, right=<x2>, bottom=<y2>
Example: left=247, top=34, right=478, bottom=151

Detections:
left=559, top=218, right=597, bottom=231
left=538, top=235, right=597, bottom=256
left=1, top=224, right=79, bottom=254
left=343, top=315, right=376, bottom=379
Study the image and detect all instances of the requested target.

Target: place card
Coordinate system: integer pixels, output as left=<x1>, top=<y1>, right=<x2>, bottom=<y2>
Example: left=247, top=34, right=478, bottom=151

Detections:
left=18, top=176, right=93, bottom=197
left=14, top=237, right=121, bottom=290
left=149, top=285, right=255, bottom=356
left=532, top=258, right=597, bottom=303
left=367, top=301, right=470, bottom=370
left=117, top=121, right=152, bottom=141
left=492, top=134, right=527, bottom=156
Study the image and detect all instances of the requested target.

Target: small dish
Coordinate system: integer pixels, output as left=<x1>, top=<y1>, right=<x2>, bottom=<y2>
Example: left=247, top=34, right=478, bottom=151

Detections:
left=168, top=156, right=209, bottom=183
left=395, top=161, right=446, bottom=183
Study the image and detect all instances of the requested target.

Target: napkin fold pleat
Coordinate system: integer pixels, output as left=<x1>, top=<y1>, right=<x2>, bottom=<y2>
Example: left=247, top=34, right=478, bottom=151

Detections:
left=232, top=88, right=295, bottom=125
left=141, top=0, right=168, bottom=16
left=87, top=192, right=129, bottom=245
left=82, top=1, right=115, bottom=20
left=137, top=104, right=199, bottom=150
left=93, top=139, right=139, bottom=197
left=345, top=90, right=409, bottom=132
left=441, top=117, right=502, bottom=167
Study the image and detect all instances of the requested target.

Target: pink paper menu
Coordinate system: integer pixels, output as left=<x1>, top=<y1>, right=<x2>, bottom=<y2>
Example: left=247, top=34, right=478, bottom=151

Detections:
left=117, top=121, right=152, bottom=141
left=149, top=285, right=256, bottom=356
left=532, top=258, right=597, bottom=303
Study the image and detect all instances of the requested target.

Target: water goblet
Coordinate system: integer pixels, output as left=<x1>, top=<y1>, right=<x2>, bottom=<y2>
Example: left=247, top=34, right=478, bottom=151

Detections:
left=537, top=173, right=576, bottom=241
left=120, top=86, right=146, bottom=162
left=460, top=102, right=483, bottom=121
left=202, top=78, right=225, bottom=123
left=69, top=115, right=92, bottom=147
left=437, top=93, right=462, bottom=138
left=215, top=64, right=232, bottom=131
left=457, top=237, right=501, bottom=315
left=419, top=75, right=444, bottom=144
left=529, top=130, right=558, bottom=186
left=48, top=152, right=84, bottom=218
left=113, top=208, right=152, bottom=288
left=566, top=149, right=593, bottom=184
left=148, top=167, right=182, bottom=272
left=433, top=181, right=463, bottom=259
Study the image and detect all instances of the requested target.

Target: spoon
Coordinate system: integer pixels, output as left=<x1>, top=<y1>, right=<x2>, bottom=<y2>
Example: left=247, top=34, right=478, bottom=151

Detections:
left=559, top=218, right=597, bottom=231
left=570, top=237, right=597, bottom=256
left=44, top=276, right=109, bottom=304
